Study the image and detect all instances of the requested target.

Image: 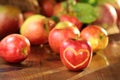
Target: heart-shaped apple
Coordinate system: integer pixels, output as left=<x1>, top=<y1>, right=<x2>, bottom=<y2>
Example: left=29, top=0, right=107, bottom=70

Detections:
left=63, top=47, right=90, bottom=69
left=60, top=38, right=92, bottom=71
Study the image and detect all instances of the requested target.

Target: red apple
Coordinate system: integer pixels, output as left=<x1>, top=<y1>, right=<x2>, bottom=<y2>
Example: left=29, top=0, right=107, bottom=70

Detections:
left=93, top=3, right=117, bottom=29
left=59, top=14, right=83, bottom=30
left=48, top=21, right=80, bottom=54
left=80, top=25, right=109, bottom=52
left=60, top=38, right=92, bottom=71
left=107, top=0, right=120, bottom=32
left=0, top=34, right=30, bottom=63
left=0, top=5, right=23, bottom=39
left=39, top=0, right=55, bottom=17
left=116, top=8, right=120, bottom=31
left=20, top=15, right=51, bottom=45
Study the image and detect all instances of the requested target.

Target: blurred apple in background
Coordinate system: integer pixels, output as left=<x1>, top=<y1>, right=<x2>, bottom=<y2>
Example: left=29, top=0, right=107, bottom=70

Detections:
left=93, top=3, right=117, bottom=30
left=59, top=14, right=83, bottom=30
left=20, top=15, right=51, bottom=45
left=39, top=0, right=56, bottom=17
left=53, top=1, right=68, bottom=17
left=0, top=5, right=23, bottom=39
left=48, top=21, right=80, bottom=54
left=80, top=25, right=109, bottom=52
left=110, top=0, right=120, bottom=31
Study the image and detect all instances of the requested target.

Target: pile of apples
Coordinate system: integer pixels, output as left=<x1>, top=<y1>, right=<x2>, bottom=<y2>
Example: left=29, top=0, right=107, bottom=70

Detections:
left=0, top=0, right=119, bottom=71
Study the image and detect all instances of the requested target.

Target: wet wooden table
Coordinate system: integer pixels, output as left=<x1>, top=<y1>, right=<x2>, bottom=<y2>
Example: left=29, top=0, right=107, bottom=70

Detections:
left=0, top=33, right=120, bottom=80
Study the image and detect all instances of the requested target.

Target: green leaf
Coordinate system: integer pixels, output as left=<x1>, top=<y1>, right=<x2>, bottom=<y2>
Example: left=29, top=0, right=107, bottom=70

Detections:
left=51, top=16, right=60, bottom=23
left=73, top=3, right=98, bottom=23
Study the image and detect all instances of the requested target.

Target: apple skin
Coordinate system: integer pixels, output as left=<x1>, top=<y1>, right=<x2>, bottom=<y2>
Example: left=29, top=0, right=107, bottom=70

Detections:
left=39, top=0, right=54, bottom=17
left=0, top=5, right=23, bottom=39
left=20, top=15, right=50, bottom=45
left=60, top=38, right=92, bottom=71
left=0, top=34, right=30, bottom=63
left=53, top=2, right=67, bottom=17
left=80, top=25, right=109, bottom=52
left=59, top=14, right=83, bottom=30
left=48, top=21, right=80, bottom=54
left=93, top=3, right=117, bottom=29
left=116, top=8, right=120, bottom=31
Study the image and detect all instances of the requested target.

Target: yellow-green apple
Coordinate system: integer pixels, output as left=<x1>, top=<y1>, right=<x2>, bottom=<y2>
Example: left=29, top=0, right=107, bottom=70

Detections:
left=0, top=34, right=30, bottom=63
left=80, top=25, right=109, bottom=52
left=20, top=15, right=51, bottom=45
left=60, top=38, right=92, bottom=71
left=59, top=14, right=83, bottom=30
left=48, top=21, right=80, bottom=54
left=0, top=5, right=23, bottom=39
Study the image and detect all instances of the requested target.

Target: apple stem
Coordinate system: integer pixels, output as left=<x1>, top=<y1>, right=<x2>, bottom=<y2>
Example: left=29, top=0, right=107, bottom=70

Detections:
left=43, top=20, right=49, bottom=33
left=22, top=48, right=27, bottom=56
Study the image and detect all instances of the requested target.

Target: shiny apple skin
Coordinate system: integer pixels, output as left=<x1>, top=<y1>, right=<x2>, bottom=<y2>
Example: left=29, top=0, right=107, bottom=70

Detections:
left=48, top=21, right=80, bottom=54
left=20, top=15, right=50, bottom=45
left=60, top=38, right=92, bottom=71
left=80, top=25, right=109, bottom=52
left=0, top=34, right=30, bottom=63
left=60, top=14, right=82, bottom=30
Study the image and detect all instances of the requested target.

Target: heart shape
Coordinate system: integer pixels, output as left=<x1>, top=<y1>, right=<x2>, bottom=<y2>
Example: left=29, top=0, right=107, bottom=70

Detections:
left=63, top=47, right=90, bottom=69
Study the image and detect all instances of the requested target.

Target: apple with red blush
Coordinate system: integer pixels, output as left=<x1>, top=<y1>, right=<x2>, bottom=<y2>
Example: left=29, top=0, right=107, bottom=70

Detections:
left=80, top=25, right=109, bottom=52
left=20, top=15, right=51, bottom=45
left=93, top=3, right=117, bottom=29
left=59, top=14, right=83, bottom=30
left=0, top=5, right=23, bottom=39
left=39, top=0, right=55, bottom=17
left=48, top=21, right=80, bottom=54
left=0, top=34, right=30, bottom=63
left=60, top=38, right=93, bottom=71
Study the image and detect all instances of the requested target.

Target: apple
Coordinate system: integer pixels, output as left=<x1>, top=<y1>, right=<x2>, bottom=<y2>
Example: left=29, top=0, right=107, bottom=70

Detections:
left=20, top=14, right=51, bottom=45
left=59, top=14, right=83, bottom=30
left=0, top=5, right=23, bottom=39
left=106, top=0, right=120, bottom=32
left=0, top=34, right=30, bottom=63
left=39, top=0, right=55, bottom=17
left=53, top=2, right=67, bottom=17
left=48, top=21, right=80, bottom=54
left=60, top=38, right=92, bottom=71
left=93, top=3, right=117, bottom=29
left=18, top=13, right=24, bottom=28
left=116, top=8, right=120, bottom=31
left=80, top=25, right=109, bottom=52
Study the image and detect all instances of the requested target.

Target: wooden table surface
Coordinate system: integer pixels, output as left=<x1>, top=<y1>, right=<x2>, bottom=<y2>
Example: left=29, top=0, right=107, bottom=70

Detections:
left=0, top=33, right=120, bottom=80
